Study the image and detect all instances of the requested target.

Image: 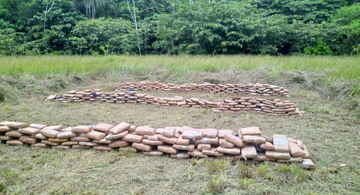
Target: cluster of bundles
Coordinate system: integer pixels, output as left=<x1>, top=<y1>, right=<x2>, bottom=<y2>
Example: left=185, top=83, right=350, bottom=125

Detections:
left=115, top=82, right=289, bottom=97
left=0, top=121, right=315, bottom=169
left=46, top=92, right=302, bottom=116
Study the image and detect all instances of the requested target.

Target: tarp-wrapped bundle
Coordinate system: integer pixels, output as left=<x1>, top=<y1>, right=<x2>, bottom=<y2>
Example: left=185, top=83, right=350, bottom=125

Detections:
left=0, top=121, right=315, bottom=169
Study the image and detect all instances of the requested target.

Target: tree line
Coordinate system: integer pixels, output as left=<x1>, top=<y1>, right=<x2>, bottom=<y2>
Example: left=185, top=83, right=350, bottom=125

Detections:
left=0, top=0, right=359, bottom=56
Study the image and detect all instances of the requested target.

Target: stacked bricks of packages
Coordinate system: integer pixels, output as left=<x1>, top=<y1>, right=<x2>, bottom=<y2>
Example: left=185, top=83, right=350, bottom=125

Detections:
left=114, top=82, right=290, bottom=97
left=0, top=121, right=315, bottom=169
left=46, top=91, right=302, bottom=116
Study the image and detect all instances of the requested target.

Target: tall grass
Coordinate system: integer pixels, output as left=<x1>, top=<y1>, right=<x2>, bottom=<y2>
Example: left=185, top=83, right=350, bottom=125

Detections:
left=0, top=55, right=359, bottom=80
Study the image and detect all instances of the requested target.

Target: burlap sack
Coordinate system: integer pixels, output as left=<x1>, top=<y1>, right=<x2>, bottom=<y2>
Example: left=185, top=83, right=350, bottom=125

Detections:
left=135, top=126, right=156, bottom=135
left=173, top=144, right=195, bottom=151
left=243, top=135, right=266, bottom=144
left=94, top=138, right=113, bottom=144
left=93, top=123, right=114, bottom=133
left=155, top=128, right=165, bottom=134
left=31, top=143, right=47, bottom=148
left=18, top=127, right=40, bottom=135
left=239, top=127, right=262, bottom=136
left=109, top=140, right=129, bottom=148
left=261, top=135, right=273, bottom=143
left=61, top=141, right=78, bottom=146
left=301, top=159, right=315, bottom=169
left=122, top=134, right=143, bottom=143
left=105, top=131, right=128, bottom=140
left=119, top=147, right=137, bottom=153
left=188, top=149, right=208, bottom=158
left=197, top=144, right=211, bottom=150
left=19, top=136, right=37, bottom=144
left=57, top=131, right=77, bottom=139
left=5, top=122, right=29, bottom=129
left=29, top=123, right=47, bottom=129
left=72, top=145, right=90, bottom=149
left=259, top=142, right=274, bottom=150
left=220, top=139, right=234, bottom=148
left=148, top=134, right=161, bottom=141
left=170, top=152, right=190, bottom=159
left=41, top=140, right=59, bottom=146
left=278, top=157, right=303, bottom=163
left=253, top=153, right=275, bottom=161
left=178, top=126, right=195, bottom=134
left=215, top=146, right=240, bottom=155
left=79, top=141, right=97, bottom=147
left=144, top=150, right=164, bottom=156
left=218, top=130, right=233, bottom=138
left=241, top=146, right=258, bottom=160
left=109, top=122, right=130, bottom=134
left=49, top=138, right=68, bottom=143
left=195, top=137, right=219, bottom=145
left=158, top=145, right=177, bottom=154
left=43, top=125, right=64, bottom=131
left=142, top=139, right=163, bottom=146
left=40, top=129, right=60, bottom=138
left=71, top=136, right=90, bottom=142
left=202, top=129, right=218, bottom=138
left=224, top=134, right=245, bottom=147
left=297, top=140, right=304, bottom=149
left=158, top=136, right=177, bottom=145
left=287, top=137, right=298, bottom=143
left=289, top=142, right=306, bottom=157
left=202, top=148, right=224, bottom=157
left=128, top=125, right=137, bottom=132
left=265, top=151, right=290, bottom=160
left=162, top=127, right=175, bottom=138
left=132, top=143, right=153, bottom=152
left=93, top=145, right=112, bottom=151
left=0, top=136, right=10, bottom=141
left=85, top=130, right=106, bottom=140
left=273, top=134, right=289, bottom=152
left=72, top=125, right=93, bottom=133
left=0, top=126, right=11, bottom=132
left=176, top=135, right=190, bottom=145
left=32, top=133, right=47, bottom=140
left=5, top=131, right=23, bottom=138
left=6, top=140, right=23, bottom=146
left=52, top=146, right=70, bottom=149
left=182, top=130, right=203, bottom=140
left=60, top=127, right=73, bottom=132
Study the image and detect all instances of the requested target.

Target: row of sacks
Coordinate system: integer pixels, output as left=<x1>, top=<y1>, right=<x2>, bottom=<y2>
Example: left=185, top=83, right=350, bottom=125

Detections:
left=114, top=81, right=290, bottom=97
left=46, top=91, right=303, bottom=116
left=0, top=121, right=314, bottom=169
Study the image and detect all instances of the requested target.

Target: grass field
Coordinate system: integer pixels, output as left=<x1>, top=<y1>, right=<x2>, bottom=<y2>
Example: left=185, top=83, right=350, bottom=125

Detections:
left=0, top=55, right=359, bottom=194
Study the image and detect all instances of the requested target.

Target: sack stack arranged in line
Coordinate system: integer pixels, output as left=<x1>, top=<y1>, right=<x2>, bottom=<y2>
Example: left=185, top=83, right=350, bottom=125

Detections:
left=46, top=91, right=302, bottom=116
left=114, top=82, right=290, bottom=97
left=0, top=121, right=315, bottom=169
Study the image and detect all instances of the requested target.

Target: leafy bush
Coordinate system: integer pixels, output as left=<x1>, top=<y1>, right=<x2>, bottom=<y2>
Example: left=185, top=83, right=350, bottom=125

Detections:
left=304, top=41, right=333, bottom=56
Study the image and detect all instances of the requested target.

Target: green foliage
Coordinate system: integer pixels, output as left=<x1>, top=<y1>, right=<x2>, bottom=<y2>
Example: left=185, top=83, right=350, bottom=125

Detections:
left=304, top=41, right=334, bottom=55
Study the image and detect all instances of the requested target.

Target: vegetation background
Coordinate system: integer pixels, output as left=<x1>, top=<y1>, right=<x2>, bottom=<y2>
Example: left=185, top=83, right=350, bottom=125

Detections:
left=1, top=0, right=360, bottom=56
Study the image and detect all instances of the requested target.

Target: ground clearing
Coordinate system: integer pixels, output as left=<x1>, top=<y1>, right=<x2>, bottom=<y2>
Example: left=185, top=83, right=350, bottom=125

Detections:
left=0, top=56, right=359, bottom=194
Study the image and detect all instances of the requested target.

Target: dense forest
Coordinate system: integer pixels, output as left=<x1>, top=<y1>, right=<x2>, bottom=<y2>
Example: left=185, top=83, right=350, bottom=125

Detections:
left=0, top=0, right=359, bottom=56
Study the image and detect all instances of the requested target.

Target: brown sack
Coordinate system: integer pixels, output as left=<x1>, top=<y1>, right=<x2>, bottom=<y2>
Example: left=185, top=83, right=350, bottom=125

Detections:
left=239, top=127, right=262, bottom=136
left=158, top=145, right=177, bottom=154
left=289, top=142, right=306, bottom=157
left=173, top=144, right=195, bottom=151
left=122, top=134, right=143, bottom=143
left=188, top=149, right=208, bottom=158
left=144, top=150, right=164, bottom=156
left=148, top=134, right=161, bottom=141
left=5, top=131, right=23, bottom=138
left=41, top=140, right=59, bottom=146
left=301, top=159, right=315, bottom=169
left=158, top=136, right=177, bottom=145
left=85, top=130, right=106, bottom=140
left=61, top=141, right=78, bottom=146
left=29, top=124, right=47, bottom=129
left=109, top=122, right=130, bottom=134
left=71, top=136, right=90, bottom=142
left=39, top=129, right=60, bottom=138
left=243, top=135, right=266, bottom=144
left=128, top=125, right=137, bottom=132
left=19, top=136, right=37, bottom=144
left=6, top=140, right=24, bottom=146
left=72, top=125, right=93, bottom=133
left=182, top=130, right=203, bottom=140
left=265, top=151, right=290, bottom=160
left=94, top=138, right=113, bottom=144
left=216, top=146, right=240, bottom=155
left=162, top=127, right=176, bottom=138
left=105, top=131, right=128, bottom=140
left=93, top=123, right=114, bottom=133
left=241, top=146, right=258, bottom=160
left=202, top=129, right=218, bottom=138
left=79, top=141, right=97, bottom=147
left=142, top=139, right=163, bottom=146
left=93, top=145, right=112, bottom=151
left=273, top=134, right=289, bottom=152
left=0, top=126, right=10, bottom=132
left=176, top=135, right=190, bottom=145
left=224, top=134, right=245, bottom=147
left=4, top=122, right=29, bottom=129
left=49, top=138, right=68, bottom=143
left=197, top=144, right=211, bottom=150
left=218, top=130, right=233, bottom=138
left=109, top=140, right=129, bottom=148
left=195, top=137, right=219, bottom=145
left=278, top=157, right=303, bottom=163
left=32, top=133, right=47, bottom=140
left=259, top=142, right=274, bottom=151
left=220, top=139, right=234, bottom=148
left=132, top=143, right=153, bottom=152
left=43, top=125, right=64, bottom=131
left=202, top=148, right=224, bottom=157
left=135, top=126, right=156, bottom=135
left=170, top=152, right=190, bottom=159
left=253, top=153, right=275, bottom=161
left=57, top=131, right=77, bottom=139
left=18, top=127, right=40, bottom=135
left=0, top=136, right=10, bottom=141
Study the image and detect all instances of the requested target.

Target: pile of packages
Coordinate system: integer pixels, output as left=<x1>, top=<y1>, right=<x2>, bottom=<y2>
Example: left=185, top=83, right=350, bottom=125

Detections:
left=115, top=82, right=289, bottom=97
left=46, top=91, right=302, bottom=116
left=0, top=121, right=315, bottom=169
